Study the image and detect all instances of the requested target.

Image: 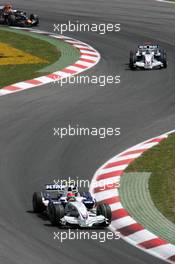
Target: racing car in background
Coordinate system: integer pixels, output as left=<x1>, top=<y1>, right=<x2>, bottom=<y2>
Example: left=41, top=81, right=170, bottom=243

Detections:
left=0, top=4, right=39, bottom=27
left=32, top=183, right=112, bottom=228
left=129, top=44, right=167, bottom=70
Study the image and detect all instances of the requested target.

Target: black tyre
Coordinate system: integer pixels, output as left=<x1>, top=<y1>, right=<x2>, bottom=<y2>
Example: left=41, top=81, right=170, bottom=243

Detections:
left=32, top=192, right=45, bottom=213
left=160, top=49, right=167, bottom=68
left=129, top=50, right=136, bottom=70
left=97, top=203, right=112, bottom=226
left=82, top=191, right=95, bottom=209
left=30, top=14, right=39, bottom=26
left=48, top=203, right=65, bottom=226
left=7, top=14, right=16, bottom=26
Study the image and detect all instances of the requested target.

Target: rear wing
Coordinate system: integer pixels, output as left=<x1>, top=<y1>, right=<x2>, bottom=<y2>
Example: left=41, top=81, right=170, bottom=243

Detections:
left=138, top=45, right=159, bottom=50
left=45, top=184, right=66, bottom=190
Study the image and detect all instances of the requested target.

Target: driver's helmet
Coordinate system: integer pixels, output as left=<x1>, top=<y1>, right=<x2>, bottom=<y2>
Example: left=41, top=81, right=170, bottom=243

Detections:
left=67, top=192, right=76, bottom=202
left=145, top=49, right=151, bottom=55
left=3, top=3, right=12, bottom=12
left=68, top=185, right=79, bottom=196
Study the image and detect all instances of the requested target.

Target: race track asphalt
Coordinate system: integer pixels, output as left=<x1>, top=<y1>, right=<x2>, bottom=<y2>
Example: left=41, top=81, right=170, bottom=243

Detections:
left=0, top=0, right=175, bottom=263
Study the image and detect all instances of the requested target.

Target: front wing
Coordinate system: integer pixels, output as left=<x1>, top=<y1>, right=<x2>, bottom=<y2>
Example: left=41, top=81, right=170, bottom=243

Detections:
left=135, top=60, right=163, bottom=69
left=60, top=215, right=108, bottom=227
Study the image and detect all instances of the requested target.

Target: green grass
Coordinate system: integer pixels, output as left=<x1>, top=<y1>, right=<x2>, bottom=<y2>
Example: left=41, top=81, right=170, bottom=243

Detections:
left=0, top=29, right=61, bottom=87
left=126, top=134, right=175, bottom=224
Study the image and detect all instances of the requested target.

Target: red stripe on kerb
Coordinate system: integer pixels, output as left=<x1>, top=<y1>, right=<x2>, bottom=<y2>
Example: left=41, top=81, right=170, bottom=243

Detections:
left=25, top=80, right=42, bottom=85
left=94, top=183, right=119, bottom=193
left=118, top=223, right=144, bottom=236
left=79, top=48, right=96, bottom=52
left=61, top=68, right=77, bottom=74
left=73, top=63, right=88, bottom=69
left=80, top=52, right=98, bottom=57
left=104, top=159, right=135, bottom=169
left=112, top=209, right=129, bottom=220
left=138, top=238, right=167, bottom=249
left=96, top=170, right=123, bottom=181
left=121, top=149, right=147, bottom=156
left=144, top=138, right=166, bottom=144
left=47, top=74, right=60, bottom=80
left=97, top=196, right=120, bottom=205
left=79, top=58, right=96, bottom=63
left=4, top=86, right=21, bottom=91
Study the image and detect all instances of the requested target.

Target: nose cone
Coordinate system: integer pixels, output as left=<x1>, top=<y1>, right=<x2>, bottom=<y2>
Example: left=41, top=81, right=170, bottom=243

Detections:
left=82, top=212, right=88, bottom=219
left=145, top=54, right=152, bottom=64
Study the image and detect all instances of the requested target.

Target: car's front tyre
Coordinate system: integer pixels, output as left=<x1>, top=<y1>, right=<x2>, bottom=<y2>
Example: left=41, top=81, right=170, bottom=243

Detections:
left=159, top=49, right=167, bottom=68
left=97, top=203, right=112, bottom=227
left=30, top=14, right=39, bottom=26
left=48, top=203, right=65, bottom=226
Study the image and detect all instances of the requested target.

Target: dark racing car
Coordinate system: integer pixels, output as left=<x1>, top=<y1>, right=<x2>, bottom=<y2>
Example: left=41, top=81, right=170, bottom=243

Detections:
left=0, top=4, right=39, bottom=27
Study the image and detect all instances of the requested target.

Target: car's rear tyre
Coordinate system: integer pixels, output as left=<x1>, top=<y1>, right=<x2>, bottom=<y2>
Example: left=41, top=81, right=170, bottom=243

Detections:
left=160, top=49, right=167, bottom=68
left=32, top=192, right=45, bottom=213
left=129, top=50, right=136, bottom=70
left=97, top=203, right=112, bottom=227
left=7, top=14, right=16, bottom=26
left=48, top=203, right=65, bottom=226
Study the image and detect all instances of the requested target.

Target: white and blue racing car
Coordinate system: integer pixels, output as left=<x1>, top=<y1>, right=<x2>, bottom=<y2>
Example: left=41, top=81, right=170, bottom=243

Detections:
left=129, top=44, right=167, bottom=70
left=32, top=183, right=112, bottom=228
